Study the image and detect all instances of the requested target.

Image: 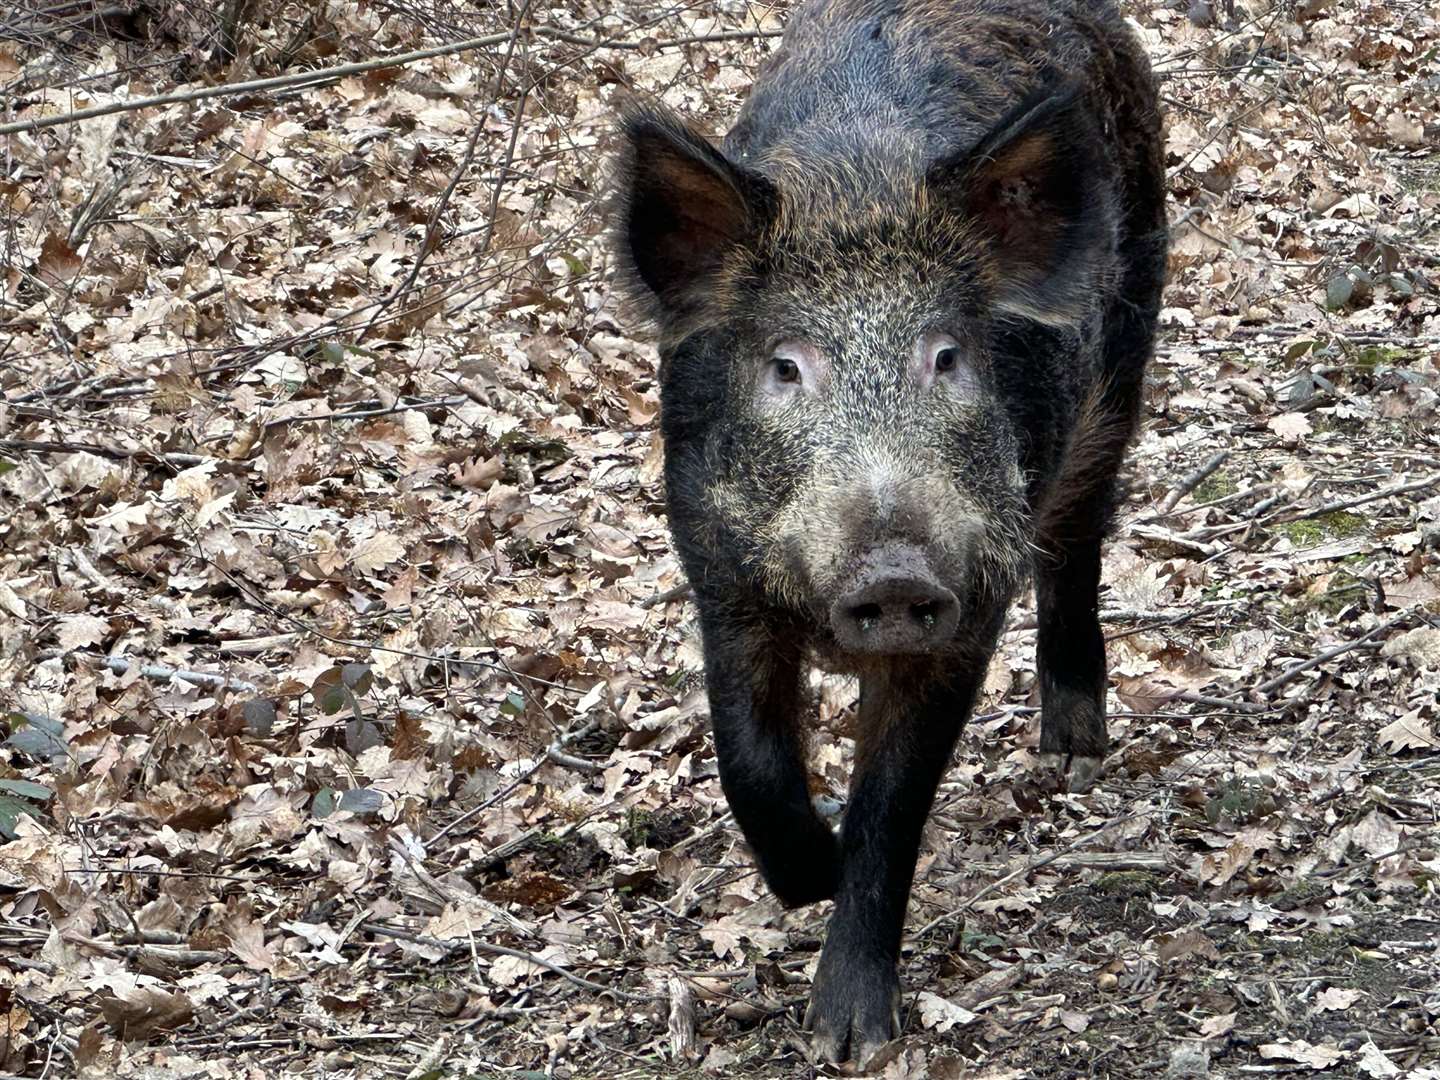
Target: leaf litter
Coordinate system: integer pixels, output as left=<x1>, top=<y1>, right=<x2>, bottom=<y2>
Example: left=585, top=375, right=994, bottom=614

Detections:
left=1, top=0, right=1439, bottom=1077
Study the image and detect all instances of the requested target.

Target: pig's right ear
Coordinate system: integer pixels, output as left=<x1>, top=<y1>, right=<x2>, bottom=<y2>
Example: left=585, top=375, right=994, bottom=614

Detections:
left=613, top=103, right=769, bottom=323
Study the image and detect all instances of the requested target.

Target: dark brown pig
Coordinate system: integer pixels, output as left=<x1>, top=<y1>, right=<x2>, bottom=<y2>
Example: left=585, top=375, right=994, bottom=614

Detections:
left=612, top=0, right=1166, bottom=1064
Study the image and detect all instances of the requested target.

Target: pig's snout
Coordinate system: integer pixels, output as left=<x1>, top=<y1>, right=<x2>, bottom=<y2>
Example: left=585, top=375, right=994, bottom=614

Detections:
left=828, top=546, right=959, bottom=654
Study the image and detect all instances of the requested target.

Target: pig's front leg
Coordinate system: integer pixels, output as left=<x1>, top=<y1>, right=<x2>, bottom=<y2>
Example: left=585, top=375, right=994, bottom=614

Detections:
left=806, top=663, right=981, bottom=1066
left=700, top=612, right=840, bottom=907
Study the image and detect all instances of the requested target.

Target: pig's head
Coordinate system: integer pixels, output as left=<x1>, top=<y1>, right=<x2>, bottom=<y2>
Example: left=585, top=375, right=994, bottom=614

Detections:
left=613, top=88, right=1115, bottom=662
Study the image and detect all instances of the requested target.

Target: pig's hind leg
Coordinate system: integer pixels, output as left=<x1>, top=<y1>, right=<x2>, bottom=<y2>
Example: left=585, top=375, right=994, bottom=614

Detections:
left=1034, top=301, right=1157, bottom=792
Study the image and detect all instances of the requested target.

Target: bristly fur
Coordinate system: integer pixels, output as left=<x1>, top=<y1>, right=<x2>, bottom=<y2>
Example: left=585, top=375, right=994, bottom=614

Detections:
left=608, top=0, right=1167, bottom=1064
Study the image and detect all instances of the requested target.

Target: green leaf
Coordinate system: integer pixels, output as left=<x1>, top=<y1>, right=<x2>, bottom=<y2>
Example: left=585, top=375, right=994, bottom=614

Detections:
left=337, top=788, right=384, bottom=815
left=318, top=686, right=351, bottom=715
left=5, top=712, right=68, bottom=759
left=341, top=662, right=373, bottom=695
left=344, top=717, right=383, bottom=755
left=0, top=779, right=53, bottom=802
left=313, top=787, right=337, bottom=819
left=1324, top=273, right=1354, bottom=311
left=312, top=668, right=352, bottom=715
left=0, top=794, right=46, bottom=840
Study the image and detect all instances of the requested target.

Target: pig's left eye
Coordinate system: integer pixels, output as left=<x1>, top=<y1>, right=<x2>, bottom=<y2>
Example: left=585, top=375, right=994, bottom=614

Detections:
left=773, top=357, right=802, bottom=383
left=916, top=332, right=979, bottom=397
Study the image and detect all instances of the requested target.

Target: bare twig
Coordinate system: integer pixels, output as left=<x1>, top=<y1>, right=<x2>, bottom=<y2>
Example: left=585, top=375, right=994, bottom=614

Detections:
left=360, top=0, right=534, bottom=340
left=261, top=396, right=472, bottom=431
left=0, top=438, right=212, bottom=466
left=668, top=977, right=699, bottom=1060
left=1, top=34, right=515, bottom=137
left=1, top=26, right=785, bottom=138
left=77, top=653, right=259, bottom=694
left=62, top=933, right=227, bottom=967
left=359, top=921, right=658, bottom=1002
left=639, top=581, right=693, bottom=609
left=1251, top=612, right=1414, bottom=698
left=1174, top=690, right=1266, bottom=714
left=1128, top=524, right=1221, bottom=557
left=430, top=718, right=600, bottom=847
left=1047, top=851, right=1171, bottom=871
left=1272, top=473, right=1440, bottom=524
left=1155, top=450, right=1229, bottom=516
left=1313, top=839, right=1437, bottom=880
left=915, top=811, right=1145, bottom=937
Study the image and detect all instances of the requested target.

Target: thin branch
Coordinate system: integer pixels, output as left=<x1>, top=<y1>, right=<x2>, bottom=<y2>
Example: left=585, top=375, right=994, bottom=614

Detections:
left=538, top=27, right=782, bottom=50
left=915, top=811, right=1146, bottom=937
left=639, top=581, right=693, bottom=609
left=430, top=718, right=600, bottom=846
left=360, top=0, right=533, bottom=340
left=1155, top=450, right=1229, bottom=516
left=1275, top=473, right=1440, bottom=524
left=1, top=34, right=515, bottom=137
left=261, top=395, right=473, bottom=430
left=1, top=26, right=785, bottom=137
left=359, top=921, right=658, bottom=1002
left=0, top=437, right=213, bottom=466
left=77, top=653, right=260, bottom=693
left=1251, top=612, right=1415, bottom=698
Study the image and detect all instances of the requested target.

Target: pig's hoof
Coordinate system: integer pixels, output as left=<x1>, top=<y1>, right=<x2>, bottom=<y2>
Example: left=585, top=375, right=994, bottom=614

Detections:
left=1068, top=754, right=1102, bottom=793
left=760, top=823, right=841, bottom=907
left=804, top=952, right=900, bottom=1066
left=1037, top=752, right=1103, bottom=793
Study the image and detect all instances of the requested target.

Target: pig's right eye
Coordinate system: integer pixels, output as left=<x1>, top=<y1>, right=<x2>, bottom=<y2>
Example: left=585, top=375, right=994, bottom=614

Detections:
left=759, top=341, right=822, bottom=404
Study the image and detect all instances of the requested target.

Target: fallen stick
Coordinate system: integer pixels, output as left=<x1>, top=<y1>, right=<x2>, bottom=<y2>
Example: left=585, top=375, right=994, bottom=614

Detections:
left=916, top=810, right=1146, bottom=937
left=1251, top=612, right=1412, bottom=698
left=1, top=26, right=783, bottom=137
left=359, top=921, right=658, bottom=1002
left=1155, top=450, right=1229, bottom=516
left=1276, top=473, right=1440, bottom=523
left=85, top=654, right=259, bottom=694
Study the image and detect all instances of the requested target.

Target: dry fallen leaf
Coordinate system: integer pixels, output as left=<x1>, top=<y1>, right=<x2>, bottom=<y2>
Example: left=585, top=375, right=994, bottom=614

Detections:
left=99, top=987, right=194, bottom=1040
left=1376, top=711, right=1437, bottom=753
left=1258, top=1040, right=1346, bottom=1069
left=1199, top=1012, right=1237, bottom=1037
left=1268, top=413, right=1313, bottom=442
left=5, top=1, right=1440, bottom=1075
left=1379, top=626, right=1440, bottom=667
left=916, top=991, right=978, bottom=1033
left=1313, top=987, right=1363, bottom=1012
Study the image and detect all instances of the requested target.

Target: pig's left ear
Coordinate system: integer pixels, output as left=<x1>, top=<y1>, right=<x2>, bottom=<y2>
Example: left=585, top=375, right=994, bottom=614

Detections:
left=930, top=85, right=1114, bottom=326
left=613, top=101, right=772, bottom=325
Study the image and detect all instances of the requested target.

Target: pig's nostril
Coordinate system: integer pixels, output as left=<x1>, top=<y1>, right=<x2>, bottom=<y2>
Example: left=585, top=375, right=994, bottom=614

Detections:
left=852, top=602, right=884, bottom=632
left=910, top=600, right=941, bottom=629
left=831, top=569, right=961, bottom=654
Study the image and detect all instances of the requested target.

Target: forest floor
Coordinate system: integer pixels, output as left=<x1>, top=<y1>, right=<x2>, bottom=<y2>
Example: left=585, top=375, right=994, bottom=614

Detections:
left=2, top=1, right=1439, bottom=1077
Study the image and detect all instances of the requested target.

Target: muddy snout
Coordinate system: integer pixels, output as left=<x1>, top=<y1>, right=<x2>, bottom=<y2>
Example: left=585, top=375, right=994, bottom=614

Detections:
left=828, top=545, right=960, bottom=654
